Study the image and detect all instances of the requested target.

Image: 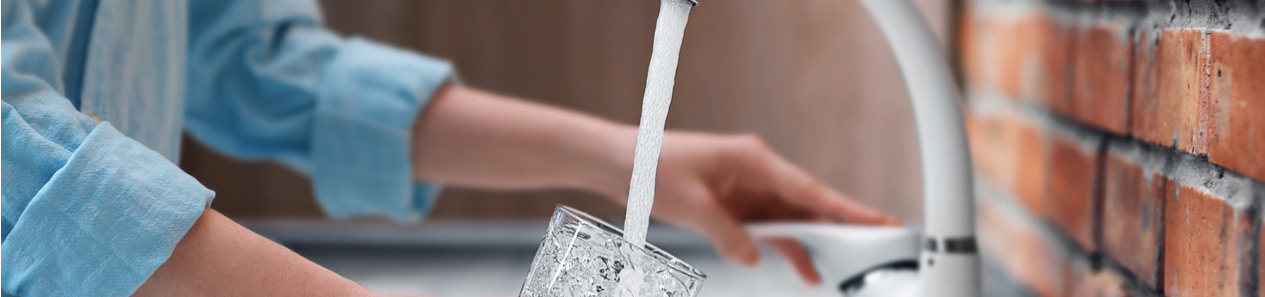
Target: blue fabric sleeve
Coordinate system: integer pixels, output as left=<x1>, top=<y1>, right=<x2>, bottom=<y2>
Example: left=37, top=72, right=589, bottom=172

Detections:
left=1, top=2, right=215, bottom=296
left=185, top=0, right=451, bottom=222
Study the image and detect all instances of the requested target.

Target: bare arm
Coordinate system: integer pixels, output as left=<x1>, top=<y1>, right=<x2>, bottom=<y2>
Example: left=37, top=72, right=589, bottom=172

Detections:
left=410, top=84, right=631, bottom=198
left=132, top=209, right=392, bottom=297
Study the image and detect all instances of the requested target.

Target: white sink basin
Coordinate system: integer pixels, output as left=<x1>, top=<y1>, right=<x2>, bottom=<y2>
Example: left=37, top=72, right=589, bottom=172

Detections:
left=246, top=220, right=840, bottom=297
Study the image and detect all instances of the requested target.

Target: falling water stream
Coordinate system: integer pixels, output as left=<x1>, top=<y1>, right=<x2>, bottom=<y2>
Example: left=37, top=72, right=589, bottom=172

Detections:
left=622, top=0, right=694, bottom=248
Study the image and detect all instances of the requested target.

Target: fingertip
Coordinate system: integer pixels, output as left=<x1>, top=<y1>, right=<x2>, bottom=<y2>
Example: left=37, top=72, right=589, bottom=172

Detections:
left=796, top=264, right=821, bottom=286
left=741, top=245, right=761, bottom=267
left=804, top=274, right=822, bottom=287
left=766, top=239, right=822, bottom=286
left=721, top=246, right=761, bottom=268
left=849, top=206, right=901, bottom=226
left=714, top=236, right=762, bottom=268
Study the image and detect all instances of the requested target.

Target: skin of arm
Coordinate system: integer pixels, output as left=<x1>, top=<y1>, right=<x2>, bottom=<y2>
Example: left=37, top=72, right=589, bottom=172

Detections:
left=410, top=84, right=630, bottom=196
left=133, top=209, right=394, bottom=297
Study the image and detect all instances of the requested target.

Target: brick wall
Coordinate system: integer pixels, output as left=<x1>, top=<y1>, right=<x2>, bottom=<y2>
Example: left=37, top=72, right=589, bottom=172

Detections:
left=959, top=0, right=1264, bottom=296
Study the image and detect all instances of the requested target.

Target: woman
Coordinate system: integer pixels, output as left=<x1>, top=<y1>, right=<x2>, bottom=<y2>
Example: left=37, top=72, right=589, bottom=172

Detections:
left=1, top=0, right=899, bottom=296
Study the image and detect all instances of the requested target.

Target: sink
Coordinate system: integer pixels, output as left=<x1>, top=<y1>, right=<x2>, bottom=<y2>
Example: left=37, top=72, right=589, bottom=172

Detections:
left=245, top=219, right=841, bottom=297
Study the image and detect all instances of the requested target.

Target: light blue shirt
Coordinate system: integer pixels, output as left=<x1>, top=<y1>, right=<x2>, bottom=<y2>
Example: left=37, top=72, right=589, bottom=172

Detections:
left=1, top=0, right=452, bottom=295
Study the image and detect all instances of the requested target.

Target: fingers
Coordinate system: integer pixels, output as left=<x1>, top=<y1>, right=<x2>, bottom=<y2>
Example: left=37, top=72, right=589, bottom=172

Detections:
left=693, top=200, right=761, bottom=267
left=764, top=238, right=822, bottom=286
left=741, top=137, right=900, bottom=226
left=799, top=184, right=901, bottom=226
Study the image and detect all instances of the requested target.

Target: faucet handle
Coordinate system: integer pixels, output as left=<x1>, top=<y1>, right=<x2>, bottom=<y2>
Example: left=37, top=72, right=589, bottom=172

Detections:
left=745, top=223, right=920, bottom=292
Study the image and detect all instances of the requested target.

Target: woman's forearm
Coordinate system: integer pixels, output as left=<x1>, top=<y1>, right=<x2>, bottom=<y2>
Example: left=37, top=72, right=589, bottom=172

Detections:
left=411, top=84, right=633, bottom=197
left=133, top=209, right=381, bottom=297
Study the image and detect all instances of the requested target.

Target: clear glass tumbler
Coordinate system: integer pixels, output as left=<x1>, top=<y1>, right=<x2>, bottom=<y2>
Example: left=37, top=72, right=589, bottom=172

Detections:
left=519, top=205, right=706, bottom=297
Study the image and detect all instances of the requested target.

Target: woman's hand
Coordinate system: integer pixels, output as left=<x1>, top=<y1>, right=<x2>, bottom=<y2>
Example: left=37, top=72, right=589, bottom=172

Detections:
left=408, top=85, right=898, bottom=285
left=598, top=129, right=901, bottom=286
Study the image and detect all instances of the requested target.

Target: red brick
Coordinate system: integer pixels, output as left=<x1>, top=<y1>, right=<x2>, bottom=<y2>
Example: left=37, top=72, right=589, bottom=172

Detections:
left=991, top=18, right=1133, bottom=134
left=1130, top=29, right=1161, bottom=141
left=1131, top=29, right=1212, bottom=155
left=1035, top=16, right=1076, bottom=110
left=1045, top=135, right=1101, bottom=251
left=959, top=13, right=1143, bottom=142
left=965, top=113, right=997, bottom=184
left=979, top=199, right=1071, bottom=297
left=1206, top=31, right=1265, bottom=182
left=967, top=112, right=1049, bottom=217
left=958, top=9, right=984, bottom=92
left=1014, top=122, right=1048, bottom=217
left=958, top=13, right=1043, bottom=99
left=1130, top=28, right=1265, bottom=181
left=1100, top=151, right=1165, bottom=288
left=997, top=16, right=1042, bottom=99
left=1163, top=183, right=1254, bottom=297
left=968, top=111, right=1099, bottom=251
left=980, top=194, right=1139, bottom=297
left=1068, top=24, right=1132, bottom=134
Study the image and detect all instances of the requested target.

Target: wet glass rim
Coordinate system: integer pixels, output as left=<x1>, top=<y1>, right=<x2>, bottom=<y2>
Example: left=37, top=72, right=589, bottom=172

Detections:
left=555, top=205, right=707, bottom=280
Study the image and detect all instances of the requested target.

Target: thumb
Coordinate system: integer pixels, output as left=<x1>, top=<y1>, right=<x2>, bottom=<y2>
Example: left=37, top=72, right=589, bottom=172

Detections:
left=693, top=201, right=761, bottom=267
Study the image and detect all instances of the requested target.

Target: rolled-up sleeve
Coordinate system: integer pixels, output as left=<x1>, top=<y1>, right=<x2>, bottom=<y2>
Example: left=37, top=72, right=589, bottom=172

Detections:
left=1, top=2, right=214, bottom=296
left=185, top=0, right=452, bottom=221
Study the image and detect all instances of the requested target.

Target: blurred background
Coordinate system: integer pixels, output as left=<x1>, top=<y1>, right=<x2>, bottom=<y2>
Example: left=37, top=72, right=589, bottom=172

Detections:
left=182, top=0, right=952, bottom=224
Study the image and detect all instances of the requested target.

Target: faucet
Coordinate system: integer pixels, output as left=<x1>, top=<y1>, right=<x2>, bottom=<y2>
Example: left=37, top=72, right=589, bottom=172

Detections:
left=745, top=0, right=979, bottom=296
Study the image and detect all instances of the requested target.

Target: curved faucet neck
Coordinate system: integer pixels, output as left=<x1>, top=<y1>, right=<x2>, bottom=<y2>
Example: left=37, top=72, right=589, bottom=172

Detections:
left=857, top=0, right=978, bottom=296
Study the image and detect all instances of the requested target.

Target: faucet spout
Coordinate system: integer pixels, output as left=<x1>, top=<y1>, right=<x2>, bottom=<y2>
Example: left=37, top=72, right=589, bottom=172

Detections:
left=857, top=0, right=979, bottom=296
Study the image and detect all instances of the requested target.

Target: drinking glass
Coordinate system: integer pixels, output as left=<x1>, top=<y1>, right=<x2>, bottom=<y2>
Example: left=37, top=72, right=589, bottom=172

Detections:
left=519, top=205, right=706, bottom=297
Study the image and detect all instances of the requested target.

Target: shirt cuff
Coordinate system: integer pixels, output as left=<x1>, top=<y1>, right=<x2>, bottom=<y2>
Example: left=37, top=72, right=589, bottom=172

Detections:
left=1, top=123, right=214, bottom=297
left=311, top=37, right=452, bottom=222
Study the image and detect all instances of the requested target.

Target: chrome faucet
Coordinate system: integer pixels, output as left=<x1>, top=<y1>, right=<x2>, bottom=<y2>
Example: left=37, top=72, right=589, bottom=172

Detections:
left=745, top=0, right=979, bottom=296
